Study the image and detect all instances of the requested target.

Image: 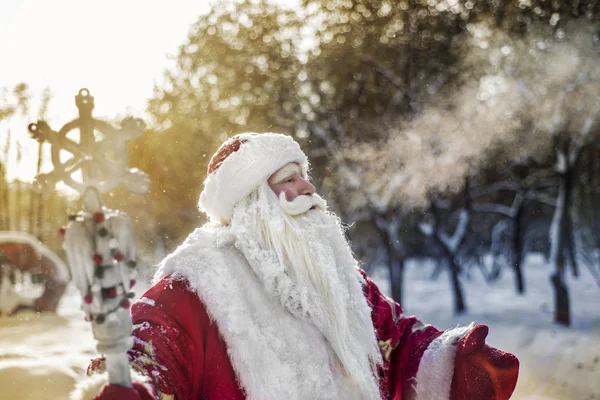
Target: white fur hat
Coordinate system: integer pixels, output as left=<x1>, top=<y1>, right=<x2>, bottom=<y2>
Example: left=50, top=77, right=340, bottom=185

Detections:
left=199, top=133, right=308, bottom=225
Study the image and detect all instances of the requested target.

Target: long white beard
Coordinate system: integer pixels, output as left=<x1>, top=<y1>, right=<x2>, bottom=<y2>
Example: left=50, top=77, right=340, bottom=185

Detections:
left=229, top=182, right=382, bottom=400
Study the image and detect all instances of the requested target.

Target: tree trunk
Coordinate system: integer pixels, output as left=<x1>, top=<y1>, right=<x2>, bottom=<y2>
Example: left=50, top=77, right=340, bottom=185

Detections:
left=429, top=262, right=444, bottom=280
left=449, top=253, right=466, bottom=314
left=550, top=267, right=570, bottom=326
left=549, top=166, right=571, bottom=326
left=494, top=0, right=507, bottom=27
left=373, top=212, right=405, bottom=305
left=430, top=190, right=470, bottom=315
left=565, top=206, right=579, bottom=277
left=512, top=205, right=526, bottom=294
left=387, top=248, right=404, bottom=306
left=433, top=234, right=467, bottom=314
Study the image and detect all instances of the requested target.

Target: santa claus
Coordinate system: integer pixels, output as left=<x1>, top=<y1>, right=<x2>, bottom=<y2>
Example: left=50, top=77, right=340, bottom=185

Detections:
left=81, top=133, right=519, bottom=400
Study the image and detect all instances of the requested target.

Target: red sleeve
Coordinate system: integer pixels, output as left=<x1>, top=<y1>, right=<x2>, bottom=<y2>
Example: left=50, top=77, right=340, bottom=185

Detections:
left=128, top=275, right=209, bottom=399
left=451, top=325, right=519, bottom=400
left=91, top=274, right=245, bottom=400
left=360, top=270, right=442, bottom=399
left=360, top=270, right=518, bottom=400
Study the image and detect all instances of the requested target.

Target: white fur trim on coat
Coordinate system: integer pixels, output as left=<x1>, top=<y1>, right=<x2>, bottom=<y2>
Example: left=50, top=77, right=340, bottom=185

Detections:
left=413, top=323, right=473, bottom=400
left=154, top=226, right=364, bottom=400
left=199, top=133, right=308, bottom=225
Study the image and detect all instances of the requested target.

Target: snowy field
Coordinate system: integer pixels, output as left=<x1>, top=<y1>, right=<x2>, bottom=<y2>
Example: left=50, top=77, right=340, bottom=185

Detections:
left=373, top=253, right=600, bottom=400
left=0, top=254, right=598, bottom=399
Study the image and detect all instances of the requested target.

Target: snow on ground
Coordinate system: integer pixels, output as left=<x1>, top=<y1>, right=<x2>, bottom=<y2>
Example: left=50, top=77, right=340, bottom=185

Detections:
left=0, top=253, right=598, bottom=399
left=0, top=283, right=96, bottom=400
left=372, top=253, right=600, bottom=400
left=0, top=277, right=150, bottom=400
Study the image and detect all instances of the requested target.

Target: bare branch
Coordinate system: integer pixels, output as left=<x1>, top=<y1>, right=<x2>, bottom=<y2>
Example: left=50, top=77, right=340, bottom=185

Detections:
left=373, top=213, right=387, bottom=232
left=444, top=209, right=470, bottom=253
left=523, top=169, right=556, bottom=187
left=473, top=202, right=513, bottom=217
left=470, top=180, right=521, bottom=198
left=433, top=198, right=453, bottom=209
left=511, top=193, right=525, bottom=214
left=528, top=176, right=558, bottom=190
left=569, top=103, right=600, bottom=165
left=526, top=191, right=557, bottom=207
left=555, top=148, right=568, bottom=174
left=361, top=56, right=405, bottom=90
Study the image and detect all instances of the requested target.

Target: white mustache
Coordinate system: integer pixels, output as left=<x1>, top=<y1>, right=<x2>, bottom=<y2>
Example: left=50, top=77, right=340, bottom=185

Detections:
left=279, top=193, right=327, bottom=216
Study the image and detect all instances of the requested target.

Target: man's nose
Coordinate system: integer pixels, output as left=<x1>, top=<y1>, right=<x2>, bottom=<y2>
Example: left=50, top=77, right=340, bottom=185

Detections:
left=301, top=179, right=315, bottom=196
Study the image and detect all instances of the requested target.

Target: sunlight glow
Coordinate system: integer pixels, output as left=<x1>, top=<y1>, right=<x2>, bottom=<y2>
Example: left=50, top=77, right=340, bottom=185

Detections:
left=0, top=0, right=210, bottom=182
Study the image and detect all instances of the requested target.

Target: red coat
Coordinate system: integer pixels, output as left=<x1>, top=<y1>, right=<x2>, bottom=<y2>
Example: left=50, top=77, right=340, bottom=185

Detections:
left=92, top=271, right=518, bottom=400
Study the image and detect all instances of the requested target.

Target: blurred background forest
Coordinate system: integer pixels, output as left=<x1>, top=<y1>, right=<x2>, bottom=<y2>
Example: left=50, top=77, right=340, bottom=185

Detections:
left=1, top=0, right=600, bottom=328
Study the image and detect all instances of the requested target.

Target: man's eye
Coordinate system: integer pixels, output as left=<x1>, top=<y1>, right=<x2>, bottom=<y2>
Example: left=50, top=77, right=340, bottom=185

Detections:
left=285, top=178, right=293, bottom=183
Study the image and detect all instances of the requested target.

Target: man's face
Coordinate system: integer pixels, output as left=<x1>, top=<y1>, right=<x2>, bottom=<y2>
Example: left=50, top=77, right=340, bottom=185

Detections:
left=267, top=163, right=315, bottom=201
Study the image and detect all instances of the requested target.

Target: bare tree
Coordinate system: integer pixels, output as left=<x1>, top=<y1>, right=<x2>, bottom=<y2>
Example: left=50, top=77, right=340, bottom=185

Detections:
left=460, top=20, right=600, bottom=325
left=419, top=190, right=471, bottom=314
left=472, top=166, right=557, bottom=294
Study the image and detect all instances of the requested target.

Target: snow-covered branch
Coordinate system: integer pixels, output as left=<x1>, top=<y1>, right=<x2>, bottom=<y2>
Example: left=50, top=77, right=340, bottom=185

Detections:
left=418, top=220, right=434, bottom=237
left=548, top=183, right=567, bottom=269
left=373, top=214, right=403, bottom=252
left=433, top=199, right=453, bottom=210
left=526, top=191, right=557, bottom=207
left=472, top=203, right=513, bottom=217
left=569, top=103, right=599, bottom=165
left=555, top=148, right=568, bottom=174
left=444, top=209, right=470, bottom=253
left=511, top=193, right=525, bottom=213
left=528, top=176, right=558, bottom=191
left=473, top=191, right=527, bottom=218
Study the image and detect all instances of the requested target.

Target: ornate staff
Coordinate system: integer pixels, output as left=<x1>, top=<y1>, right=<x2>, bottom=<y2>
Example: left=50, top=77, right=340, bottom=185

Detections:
left=28, top=88, right=150, bottom=387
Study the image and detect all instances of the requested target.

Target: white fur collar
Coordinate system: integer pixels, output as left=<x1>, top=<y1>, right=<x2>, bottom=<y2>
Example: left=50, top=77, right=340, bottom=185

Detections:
left=154, top=226, right=365, bottom=400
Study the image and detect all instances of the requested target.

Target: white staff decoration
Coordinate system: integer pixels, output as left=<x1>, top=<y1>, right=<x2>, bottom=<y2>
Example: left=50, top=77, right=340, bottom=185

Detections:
left=28, top=88, right=150, bottom=388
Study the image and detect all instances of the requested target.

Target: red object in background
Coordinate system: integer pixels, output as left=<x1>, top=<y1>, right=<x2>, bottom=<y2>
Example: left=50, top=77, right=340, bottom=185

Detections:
left=106, top=287, right=117, bottom=298
left=93, top=254, right=103, bottom=265
left=114, top=253, right=125, bottom=262
left=58, top=227, right=66, bottom=236
left=84, top=294, right=93, bottom=304
left=93, top=212, right=105, bottom=223
left=130, top=279, right=136, bottom=288
left=94, top=382, right=154, bottom=400
left=0, top=240, right=68, bottom=314
left=120, top=299, right=131, bottom=309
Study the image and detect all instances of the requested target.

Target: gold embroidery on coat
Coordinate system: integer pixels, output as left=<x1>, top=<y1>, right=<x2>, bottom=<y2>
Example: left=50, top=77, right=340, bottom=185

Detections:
left=379, top=338, right=393, bottom=362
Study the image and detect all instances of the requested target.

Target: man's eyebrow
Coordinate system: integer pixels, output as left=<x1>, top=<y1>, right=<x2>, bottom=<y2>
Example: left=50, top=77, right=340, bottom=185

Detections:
left=271, top=164, right=301, bottom=184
